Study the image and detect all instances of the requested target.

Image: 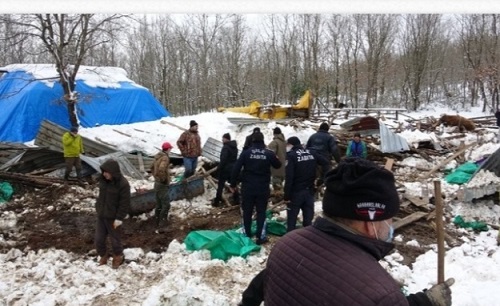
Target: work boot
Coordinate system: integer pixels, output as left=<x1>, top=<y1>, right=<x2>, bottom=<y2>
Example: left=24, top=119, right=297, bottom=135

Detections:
left=211, top=198, right=222, bottom=207
left=112, top=254, right=124, bottom=269
left=256, top=237, right=269, bottom=245
left=98, top=254, right=109, bottom=266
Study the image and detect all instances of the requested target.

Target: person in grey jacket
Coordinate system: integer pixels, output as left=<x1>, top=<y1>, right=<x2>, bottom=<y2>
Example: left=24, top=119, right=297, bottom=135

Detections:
left=95, top=159, right=130, bottom=269
left=267, top=127, right=286, bottom=195
left=239, top=158, right=454, bottom=306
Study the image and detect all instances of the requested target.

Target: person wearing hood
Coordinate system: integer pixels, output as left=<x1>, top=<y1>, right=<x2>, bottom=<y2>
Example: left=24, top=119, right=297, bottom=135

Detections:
left=177, top=120, right=202, bottom=178
left=151, top=142, right=173, bottom=231
left=267, top=127, right=286, bottom=196
left=95, top=159, right=130, bottom=269
left=230, top=132, right=281, bottom=245
left=238, top=158, right=455, bottom=306
left=213, top=133, right=238, bottom=207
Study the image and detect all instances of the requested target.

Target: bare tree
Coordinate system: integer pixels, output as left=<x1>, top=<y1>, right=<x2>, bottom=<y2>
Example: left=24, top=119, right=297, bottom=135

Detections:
left=1, top=14, right=128, bottom=127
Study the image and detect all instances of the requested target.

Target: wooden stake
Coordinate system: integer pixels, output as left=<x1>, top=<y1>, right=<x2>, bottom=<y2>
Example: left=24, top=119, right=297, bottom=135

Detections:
left=433, top=179, right=445, bottom=283
left=423, top=142, right=477, bottom=179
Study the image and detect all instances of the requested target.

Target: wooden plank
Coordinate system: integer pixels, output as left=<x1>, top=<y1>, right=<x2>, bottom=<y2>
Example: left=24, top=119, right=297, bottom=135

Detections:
left=403, top=194, right=429, bottom=208
left=422, top=142, right=477, bottom=179
left=393, top=212, right=428, bottom=230
left=384, top=158, right=395, bottom=171
left=137, top=151, right=145, bottom=173
left=160, top=119, right=187, bottom=132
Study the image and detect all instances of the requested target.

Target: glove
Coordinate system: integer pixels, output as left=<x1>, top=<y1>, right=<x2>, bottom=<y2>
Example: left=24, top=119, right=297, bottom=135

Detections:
left=425, top=278, right=455, bottom=306
left=113, top=220, right=123, bottom=229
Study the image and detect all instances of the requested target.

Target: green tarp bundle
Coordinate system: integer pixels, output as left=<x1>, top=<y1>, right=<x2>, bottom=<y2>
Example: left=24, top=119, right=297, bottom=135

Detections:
left=445, top=162, right=479, bottom=185
left=184, top=230, right=261, bottom=261
left=453, top=215, right=488, bottom=232
left=0, top=182, right=13, bottom=204
left=184, top=211, right=288, bottom=260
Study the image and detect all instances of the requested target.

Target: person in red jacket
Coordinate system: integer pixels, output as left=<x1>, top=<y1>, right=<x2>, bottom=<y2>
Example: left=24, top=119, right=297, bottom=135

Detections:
left=239, top=158, right=454, bottom=306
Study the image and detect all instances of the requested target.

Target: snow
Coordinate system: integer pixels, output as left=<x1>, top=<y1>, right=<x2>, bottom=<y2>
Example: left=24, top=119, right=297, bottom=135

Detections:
left=1, top=64, right=139, bottom=89
left=2, top=104, right=500, bottom=305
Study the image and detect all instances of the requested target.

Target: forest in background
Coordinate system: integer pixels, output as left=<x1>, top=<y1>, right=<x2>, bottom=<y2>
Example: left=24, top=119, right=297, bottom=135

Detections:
left=1, top=14, right=500, bottom=116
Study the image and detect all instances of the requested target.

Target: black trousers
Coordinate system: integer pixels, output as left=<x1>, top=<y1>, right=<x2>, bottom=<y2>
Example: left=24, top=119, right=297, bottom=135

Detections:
left=95, top=216, right=123, bottom=257
left=241, top=190, right=269, bottom=240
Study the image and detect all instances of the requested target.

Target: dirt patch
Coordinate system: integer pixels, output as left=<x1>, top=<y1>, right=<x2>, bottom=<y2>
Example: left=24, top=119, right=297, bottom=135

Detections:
left=1, top=182, right=465, bottom=266
left=1, top=183, right=242, bottom=255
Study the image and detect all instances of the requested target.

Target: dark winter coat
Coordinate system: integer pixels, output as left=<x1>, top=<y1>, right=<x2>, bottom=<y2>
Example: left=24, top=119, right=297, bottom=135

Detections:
left=496, top=110, right=500, bottom=127
left=219, top=140, right=238, bottom=178
left=243, top=132, right=262, bottom=151
left=284, top=146, right=329, bottom=201
left=230, top=143, right=281, bottom=195
left=267, top=133, right=286, bottom=179
left=95, top=159, right=130, bottom=220
left=177, top=130, right=201, bottom=158
left=262, top=217, right=432, bottom=306
left=306, top=130, right=341, bottom=162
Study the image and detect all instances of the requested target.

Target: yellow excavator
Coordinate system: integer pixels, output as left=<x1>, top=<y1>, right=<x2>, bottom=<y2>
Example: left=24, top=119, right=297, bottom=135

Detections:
left=217, top=90, right=312, bottom=119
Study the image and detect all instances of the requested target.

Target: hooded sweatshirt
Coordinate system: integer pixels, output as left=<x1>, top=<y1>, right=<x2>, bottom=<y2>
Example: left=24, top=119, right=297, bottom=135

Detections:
left=95, top=159, right=130, bottom=220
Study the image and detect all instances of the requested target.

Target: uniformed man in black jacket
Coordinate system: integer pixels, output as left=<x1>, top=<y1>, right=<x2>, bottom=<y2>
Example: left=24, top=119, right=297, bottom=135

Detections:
left=284, top=136, right=329, bottom=232
left=230, top=132, right=281, bottom=245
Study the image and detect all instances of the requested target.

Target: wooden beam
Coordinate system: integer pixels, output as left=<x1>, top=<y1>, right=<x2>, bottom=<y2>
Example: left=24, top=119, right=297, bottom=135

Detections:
left=393, top=212, right=428, bottom=230
left=422, top=142, right=477, bottom=179
left=160, top=120, right=187, bottom=132
left=384, top=158, right=395, bottom=171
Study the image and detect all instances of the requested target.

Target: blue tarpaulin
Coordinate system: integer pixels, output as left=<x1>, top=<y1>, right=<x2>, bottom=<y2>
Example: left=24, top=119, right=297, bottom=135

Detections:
left=0, top=68, right=170, bottom=142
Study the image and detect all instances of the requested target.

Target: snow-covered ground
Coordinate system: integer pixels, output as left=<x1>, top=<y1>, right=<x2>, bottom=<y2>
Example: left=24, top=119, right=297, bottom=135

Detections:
left=2, top=105, right=500, bottom=305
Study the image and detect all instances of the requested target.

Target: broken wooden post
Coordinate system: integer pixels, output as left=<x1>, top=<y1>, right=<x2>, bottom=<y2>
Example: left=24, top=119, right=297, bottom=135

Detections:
left=433, top=179, right=445, bottom=284
left=384, top=158, right=395, bottom=171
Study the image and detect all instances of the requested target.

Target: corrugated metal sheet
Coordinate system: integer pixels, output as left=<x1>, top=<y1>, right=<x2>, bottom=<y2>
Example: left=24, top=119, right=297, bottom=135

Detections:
left=479, top=146, right=500, bottom=177
left=340, top=116, right=380, bottom=134
left=202, top=137, right=223, bottom=162
left=379, top=123, right=410, bottom=153
left=0, top=142, right=27, bottom=166
left=340, top=116, right=409, bottom=153
left=34, top=120, right=161, bottom=171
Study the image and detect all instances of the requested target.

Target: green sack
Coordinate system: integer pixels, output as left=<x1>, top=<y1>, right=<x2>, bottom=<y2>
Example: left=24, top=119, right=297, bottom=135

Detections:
left=455, top=162, right=479, bottom=174
left=184, top=230, right=261, bottom=261
left=445, top=162, right=479, bottom=185
left=453, top=215, right=488, bottom=232
left=0, top=182, right=14, bottom=204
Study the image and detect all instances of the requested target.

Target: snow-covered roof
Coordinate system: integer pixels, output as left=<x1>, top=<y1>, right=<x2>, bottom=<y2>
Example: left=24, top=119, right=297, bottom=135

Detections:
left=0, top=64, right=139, bottom=89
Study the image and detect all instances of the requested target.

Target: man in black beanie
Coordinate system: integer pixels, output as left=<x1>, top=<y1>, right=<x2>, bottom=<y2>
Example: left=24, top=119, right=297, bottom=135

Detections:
left=212, top=133, right=238, bottom=207
left=306, top=121, right=341, bottom=187
left=239, top=158, right=455, bottom=306
left=243, top=127, right=261, bottom=151
left=176, top=120, right=201, bottom=178
left=230, top=131, right=281, bottom=245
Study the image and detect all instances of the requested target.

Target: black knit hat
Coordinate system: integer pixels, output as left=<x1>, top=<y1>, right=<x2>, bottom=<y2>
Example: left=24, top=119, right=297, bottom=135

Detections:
left=319, top=122, right=330, bottom=131
left=253, top=127, right=260, bottom=133
left=252, top=132, right=264, bottom=143
left=273, top=127, right=282, bottom=135
left=222, top=133, right=231, bottom=140
left=323, top=158, right=400, bottom=221
left=287, top=136, right=301, bottom=147
left=190, top=120, right=198, bottom=127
